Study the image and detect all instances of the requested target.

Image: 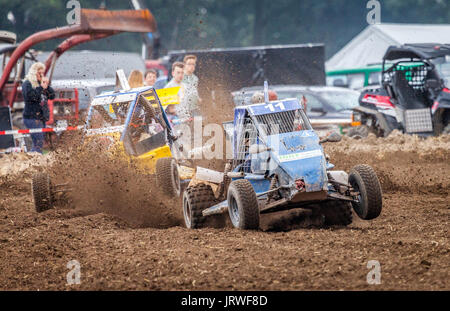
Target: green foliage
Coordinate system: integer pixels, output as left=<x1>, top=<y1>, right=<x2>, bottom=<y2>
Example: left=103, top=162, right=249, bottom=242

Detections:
left=0, top=0, right=449, bottom=58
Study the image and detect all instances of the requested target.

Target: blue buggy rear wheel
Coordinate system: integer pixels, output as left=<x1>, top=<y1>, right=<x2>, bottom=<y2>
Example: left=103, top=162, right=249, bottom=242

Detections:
left=183, top=183, right=226, bottom=229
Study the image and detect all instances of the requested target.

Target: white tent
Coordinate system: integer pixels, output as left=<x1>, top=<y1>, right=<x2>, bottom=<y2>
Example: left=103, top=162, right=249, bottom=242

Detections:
left=326, top=23, right=450, bottom=71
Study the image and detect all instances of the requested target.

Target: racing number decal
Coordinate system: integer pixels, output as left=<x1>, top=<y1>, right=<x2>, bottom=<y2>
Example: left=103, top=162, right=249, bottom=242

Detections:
left=264, top=102, right=285, bottom=112
left=250, top=100, right=299, bottom=115
left=264, top=104, right=275, bottom=112
left=275, top=103, right=285, bottom=110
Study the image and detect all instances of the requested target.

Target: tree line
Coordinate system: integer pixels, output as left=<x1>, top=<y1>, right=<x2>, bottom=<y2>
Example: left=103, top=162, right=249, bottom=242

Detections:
left=0, top=0, right=449, bottom=59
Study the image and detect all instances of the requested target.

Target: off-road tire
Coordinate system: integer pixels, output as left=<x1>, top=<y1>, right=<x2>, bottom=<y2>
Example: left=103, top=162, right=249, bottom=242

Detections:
left=432, top=111, right=449, bottom=136
left=347, top=125, right=369, bottom=139
left=156, top=157, right=181, bottom=197
left=31, top=173, right=53, bottom=213
left=183, top=183, right=224, bottom=229
left=320, top=201, right=353, bottom=226
left=227, top=179, right=260, bottom=230
left=443, top=124, right=450, bottom=135
left=349, top=164, right=382, bottom=220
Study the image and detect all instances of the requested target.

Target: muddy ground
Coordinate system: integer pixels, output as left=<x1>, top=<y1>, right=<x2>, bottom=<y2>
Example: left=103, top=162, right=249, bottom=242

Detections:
left=0, top=132, right=448, bottom=290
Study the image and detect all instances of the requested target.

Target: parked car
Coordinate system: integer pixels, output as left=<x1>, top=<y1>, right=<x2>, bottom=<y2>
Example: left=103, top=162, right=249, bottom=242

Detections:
left=232, top=85, right=360, bottom=135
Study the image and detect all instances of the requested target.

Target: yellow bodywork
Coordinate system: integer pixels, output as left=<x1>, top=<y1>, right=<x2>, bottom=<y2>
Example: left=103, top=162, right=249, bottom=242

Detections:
left=84, top=86, right=193, bottom=180
left=135, top=145, right=172, bottom=174
left=131, top=144, right=193, bottom=179
left=85, top=131, right=193, bottom=180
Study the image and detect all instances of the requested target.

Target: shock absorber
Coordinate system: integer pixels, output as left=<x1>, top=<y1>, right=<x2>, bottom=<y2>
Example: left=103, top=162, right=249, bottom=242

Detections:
left=217, top=161, right=232, bottom=200
left=267, top=175, right=279, bottom=202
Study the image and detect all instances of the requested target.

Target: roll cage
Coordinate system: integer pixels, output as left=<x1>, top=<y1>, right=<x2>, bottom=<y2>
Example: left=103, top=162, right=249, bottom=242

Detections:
left=381, top=44, right=450, bottom=86
left=86, top=87, right=174, bottom=157
left=232, top=98, right=311, bottom=170
left=381, top=44, right=450, bottom=102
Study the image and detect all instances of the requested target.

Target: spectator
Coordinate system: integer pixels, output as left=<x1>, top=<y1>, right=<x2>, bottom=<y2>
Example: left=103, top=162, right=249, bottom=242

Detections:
left=165, top=62, right=185, bottom=89
left=251, top=90, right=278, bottom=104
left=22, top=62, right=55, bottom=153
left=144, top=69, right=157, bottom=87
left=182, top=55, right=201, bottom=116
left=165, top=62, right=190, bottom=118
left=128, top=70, right=144, bottom=88
left=268, top=90, right=278, bottom=101
left=165, top=104, right=180, bottom=126
left=251, top=92, right=264, bottom=104
left=153, top=76, right=168, bottom=89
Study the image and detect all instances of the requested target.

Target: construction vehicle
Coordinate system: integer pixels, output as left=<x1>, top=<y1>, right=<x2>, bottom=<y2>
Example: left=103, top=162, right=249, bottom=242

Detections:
left=0, top=8, right=156, bottom=150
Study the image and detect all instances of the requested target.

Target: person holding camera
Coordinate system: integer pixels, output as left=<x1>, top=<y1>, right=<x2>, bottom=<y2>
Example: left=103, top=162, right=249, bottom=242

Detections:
left=22, top=62, right=55, bottom=153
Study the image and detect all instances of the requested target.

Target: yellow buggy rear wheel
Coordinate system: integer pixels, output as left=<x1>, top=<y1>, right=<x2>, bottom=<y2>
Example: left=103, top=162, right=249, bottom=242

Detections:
left=31, top=173, right=53, bottom=213
left=156, top=157, right=181, bottom=197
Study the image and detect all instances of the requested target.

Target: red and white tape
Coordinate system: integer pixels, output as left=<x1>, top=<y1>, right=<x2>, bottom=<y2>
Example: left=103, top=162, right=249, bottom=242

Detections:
left=0, top=125, right=83, bottom=136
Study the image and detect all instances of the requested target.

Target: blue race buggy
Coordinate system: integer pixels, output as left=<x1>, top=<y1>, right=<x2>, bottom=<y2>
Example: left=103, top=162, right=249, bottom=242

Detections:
left=182, top=94, right=383, bottom=230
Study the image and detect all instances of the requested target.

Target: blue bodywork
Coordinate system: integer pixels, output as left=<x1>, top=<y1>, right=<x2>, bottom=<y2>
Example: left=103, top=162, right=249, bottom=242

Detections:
left=204, top=97, right=342, bottom=215
left=265, top=131, right=327, bottom=193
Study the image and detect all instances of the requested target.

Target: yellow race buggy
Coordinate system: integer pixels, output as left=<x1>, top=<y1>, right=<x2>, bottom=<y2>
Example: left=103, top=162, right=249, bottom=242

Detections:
left=31, top=86, right=193, bottom=212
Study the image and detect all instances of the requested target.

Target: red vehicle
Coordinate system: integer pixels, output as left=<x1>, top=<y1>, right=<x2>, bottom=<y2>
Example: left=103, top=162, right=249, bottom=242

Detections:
left=145, top=59, right=168, bottom=77
left=0, top=8, right=156, bottom=150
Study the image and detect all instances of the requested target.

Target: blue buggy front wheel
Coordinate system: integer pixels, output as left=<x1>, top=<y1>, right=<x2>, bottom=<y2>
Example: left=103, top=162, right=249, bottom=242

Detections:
left=183, top=183, right=226, bottom=229
left=349, top=164, right=383, bottom=220
left=227, top=179, right=260, bottom=230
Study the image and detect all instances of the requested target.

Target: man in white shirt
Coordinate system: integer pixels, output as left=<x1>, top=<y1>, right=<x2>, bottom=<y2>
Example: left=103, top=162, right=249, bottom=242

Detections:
left=165, top=62, right=189, bottom=118
left=165, top=62, right=185, bottom=89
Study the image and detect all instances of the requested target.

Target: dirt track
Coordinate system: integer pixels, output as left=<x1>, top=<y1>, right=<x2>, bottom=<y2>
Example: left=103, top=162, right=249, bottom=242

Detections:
left=0, top=133, right=449, bottom=290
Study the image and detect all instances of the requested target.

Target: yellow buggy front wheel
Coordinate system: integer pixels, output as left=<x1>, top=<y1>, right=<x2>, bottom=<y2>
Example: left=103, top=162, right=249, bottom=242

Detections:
left=156, top=157, right=181, bottom=197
